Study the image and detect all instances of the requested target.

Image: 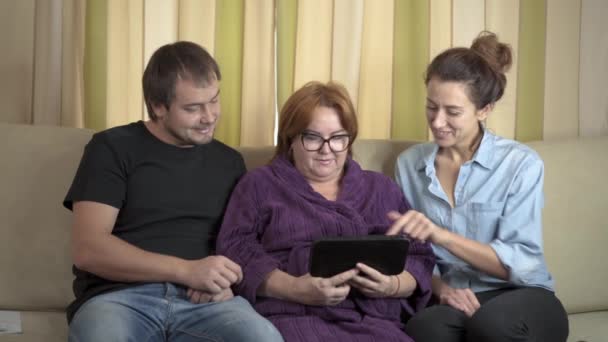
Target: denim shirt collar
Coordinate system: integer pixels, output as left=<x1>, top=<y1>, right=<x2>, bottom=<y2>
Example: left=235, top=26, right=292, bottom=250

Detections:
left=415, top=128, right=496, bottom=173
left=416, top=145, right=437, bottom=172
left=472, top=129, right=495, bottom=170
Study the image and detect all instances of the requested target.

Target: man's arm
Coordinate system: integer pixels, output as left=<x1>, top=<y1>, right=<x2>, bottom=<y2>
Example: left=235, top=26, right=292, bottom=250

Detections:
left=72, top=201, right=242, bottom=293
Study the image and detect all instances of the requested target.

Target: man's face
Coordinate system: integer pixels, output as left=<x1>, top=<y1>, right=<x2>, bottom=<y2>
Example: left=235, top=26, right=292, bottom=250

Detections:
left=153, top=77, right=220, bottom=146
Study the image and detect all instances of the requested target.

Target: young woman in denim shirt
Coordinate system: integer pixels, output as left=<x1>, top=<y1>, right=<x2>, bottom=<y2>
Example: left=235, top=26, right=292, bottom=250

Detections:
left=388, top=31, right=569, bottom=341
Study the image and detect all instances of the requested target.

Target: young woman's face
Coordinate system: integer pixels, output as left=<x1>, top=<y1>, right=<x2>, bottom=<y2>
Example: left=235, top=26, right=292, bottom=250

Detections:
left=425, top=77, right=489, bottom=149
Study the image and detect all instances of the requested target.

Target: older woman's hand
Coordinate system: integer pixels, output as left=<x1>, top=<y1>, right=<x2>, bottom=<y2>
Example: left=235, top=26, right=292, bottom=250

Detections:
left=386, top=210, right=446, bottom=245
left=293, top=269, right=358, bottom=306
left=349, top=263, right=399, bottom=298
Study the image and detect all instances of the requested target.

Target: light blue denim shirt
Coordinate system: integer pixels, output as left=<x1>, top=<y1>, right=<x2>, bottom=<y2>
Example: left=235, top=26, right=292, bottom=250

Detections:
left=395, top=130, right=554, bottom=292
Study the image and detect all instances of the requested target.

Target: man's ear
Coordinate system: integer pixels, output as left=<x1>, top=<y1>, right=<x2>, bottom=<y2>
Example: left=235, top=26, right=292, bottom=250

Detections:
left=152, top=103, right=168, bottom=120
left=477, top=103, right=494, bottom=121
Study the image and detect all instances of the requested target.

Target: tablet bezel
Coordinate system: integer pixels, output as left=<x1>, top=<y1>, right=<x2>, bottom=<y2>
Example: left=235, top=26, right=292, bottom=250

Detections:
left=309, top=235, right=409, bottom=278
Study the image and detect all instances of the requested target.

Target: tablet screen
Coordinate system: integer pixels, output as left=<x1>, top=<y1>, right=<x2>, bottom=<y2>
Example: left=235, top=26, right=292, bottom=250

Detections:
left=309, top=235, right=409, bottom=278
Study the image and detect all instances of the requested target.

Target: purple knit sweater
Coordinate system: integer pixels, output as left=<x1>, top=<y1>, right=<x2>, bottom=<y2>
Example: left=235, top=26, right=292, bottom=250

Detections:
left=217, top=155, right=434, bottom=341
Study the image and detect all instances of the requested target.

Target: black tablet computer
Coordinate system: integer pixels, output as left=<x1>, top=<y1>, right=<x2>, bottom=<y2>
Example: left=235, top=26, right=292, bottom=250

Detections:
left=309, top=235, right=409, bottom=278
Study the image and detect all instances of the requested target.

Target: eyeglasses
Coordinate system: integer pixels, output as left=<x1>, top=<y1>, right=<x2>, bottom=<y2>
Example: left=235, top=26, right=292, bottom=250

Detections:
left=300, top=132, right=350, bottom=152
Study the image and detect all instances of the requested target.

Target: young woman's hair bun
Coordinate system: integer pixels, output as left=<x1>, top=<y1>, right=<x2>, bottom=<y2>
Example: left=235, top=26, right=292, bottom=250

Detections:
left=471, top=31, right=513, bottom=75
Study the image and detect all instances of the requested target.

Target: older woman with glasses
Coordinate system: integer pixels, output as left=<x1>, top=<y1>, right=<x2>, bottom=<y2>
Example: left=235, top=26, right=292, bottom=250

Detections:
left=214, top=81, right=434, bottom=341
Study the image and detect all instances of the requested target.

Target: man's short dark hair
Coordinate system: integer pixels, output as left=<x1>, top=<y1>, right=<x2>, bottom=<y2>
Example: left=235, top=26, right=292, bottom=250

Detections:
left=142, top=41, right=221, bottom=120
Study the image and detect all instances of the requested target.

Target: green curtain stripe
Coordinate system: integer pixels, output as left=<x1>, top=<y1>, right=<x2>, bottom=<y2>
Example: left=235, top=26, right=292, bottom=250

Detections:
left=277, top=0, right=297, bottom=112
left=84, top=0, right=108, bottom=131
left=515, top=0, right=546, bottom=142
left=391, top=0, right=429, bottom=141
left=214, top=0, right=244, bottom=147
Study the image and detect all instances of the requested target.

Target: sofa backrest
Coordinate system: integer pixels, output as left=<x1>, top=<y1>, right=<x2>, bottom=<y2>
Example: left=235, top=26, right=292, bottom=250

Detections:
left=527, top=136, right=608, bottom=314
left=2, top=121, right=606, bottom=317
left=0, top=123, right=93, bottom=311
left=237, top=139, right=418, bottom=177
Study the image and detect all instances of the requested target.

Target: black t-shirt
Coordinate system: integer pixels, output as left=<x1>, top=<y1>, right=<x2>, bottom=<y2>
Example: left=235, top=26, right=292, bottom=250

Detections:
left=63, top=121, right=246, bottom=322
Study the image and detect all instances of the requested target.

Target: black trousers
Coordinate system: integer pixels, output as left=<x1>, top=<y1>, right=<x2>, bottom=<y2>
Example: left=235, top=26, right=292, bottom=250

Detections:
left=405, top=287, right=569, bottom=342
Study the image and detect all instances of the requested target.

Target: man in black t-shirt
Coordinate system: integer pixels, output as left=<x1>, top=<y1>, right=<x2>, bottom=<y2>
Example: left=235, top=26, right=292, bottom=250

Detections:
left=64, top=41, right=283, bottom=341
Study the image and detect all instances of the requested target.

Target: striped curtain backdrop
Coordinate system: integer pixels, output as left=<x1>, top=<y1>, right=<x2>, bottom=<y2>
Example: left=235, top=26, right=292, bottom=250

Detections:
left=0, top=0, right=85, bottom=127
left=4, top=1, right=605, bottom=146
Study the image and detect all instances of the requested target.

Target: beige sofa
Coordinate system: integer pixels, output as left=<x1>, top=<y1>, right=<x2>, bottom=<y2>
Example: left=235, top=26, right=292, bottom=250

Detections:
left=1, top=122, right=607, bottom=342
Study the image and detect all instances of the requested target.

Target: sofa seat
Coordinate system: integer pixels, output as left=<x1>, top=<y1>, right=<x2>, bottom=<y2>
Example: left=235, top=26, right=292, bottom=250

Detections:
left=1, top=311, right=67, bottom=342
left=568, top=311, right=608, bottom=342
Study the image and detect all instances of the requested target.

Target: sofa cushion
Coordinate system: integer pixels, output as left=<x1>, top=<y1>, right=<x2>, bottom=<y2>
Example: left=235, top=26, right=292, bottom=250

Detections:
left=237, top=139, right=419, bottom=177
left=0, top=311, right=67, bottom=342
left=0, top=123, right=93, bottom=311
left=351, top=139, right=418, bottom=176
left=527, top=136, right=608, bottom=314
left=236, top=145, right=275, bottom=171
left=567, top=311, right=608, bottom=342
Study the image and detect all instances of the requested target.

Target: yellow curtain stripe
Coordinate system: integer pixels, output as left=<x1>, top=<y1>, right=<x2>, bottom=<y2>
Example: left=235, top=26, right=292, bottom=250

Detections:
left=429, top=0, right=452, bottom=59
left=106, top=0, right=128, bottom=128
left=143, top=0, right=178, bottom=64
left=428, top=0, right=452, bottom=140
left=277, top=0, right=297, bottom=112
left=358, top=0, right=395, bottom=139
left=452, top=0, right=485, bottom=48
left=579, top=0, right=608, bottom=137
left=127, top=1, right=145, bottom=122
left=293, top=0, right=333, bottom=89
left=178, top=0, right=216, bottom=55
left=391, top=0, right=429, bottom=141
left=144, top=0, right=179, bottom=126
left=32, top=0, right=63, bottom=125
left=214, top=0, right=244, bottom=147
left=106, top=0, right=144, bottom=128
left=240, top=0, right=275, bottom=147
left=542, top=0, right=580, bottom=140
left=61, top=0, right=86, bottom=128
left=515, top=0, right=546, bottom=141
left=331, top=0, right=364, bottom=108
left=84, top=0, right=108, bottom=131
left=485, top=0, right=520, bottom=139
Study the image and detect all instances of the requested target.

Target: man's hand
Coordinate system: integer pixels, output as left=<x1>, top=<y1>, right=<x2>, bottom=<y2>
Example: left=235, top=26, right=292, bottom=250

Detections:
left=180, top=255, right=243, bottom=294
left=386, top=210, right=446, bottom=244
left=437, top=285, right=480, bottom=317
left=349, top=263, right=398, bottom=298
left=292, top=269, right=358, bottom=306
left=187, top=287, right=234, bottom=304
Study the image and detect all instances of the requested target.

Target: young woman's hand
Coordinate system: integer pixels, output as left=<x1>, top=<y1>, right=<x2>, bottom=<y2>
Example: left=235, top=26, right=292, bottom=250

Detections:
left=386, top=210, right=447, bottom=245
left=436, top=284, right=480, bottom=317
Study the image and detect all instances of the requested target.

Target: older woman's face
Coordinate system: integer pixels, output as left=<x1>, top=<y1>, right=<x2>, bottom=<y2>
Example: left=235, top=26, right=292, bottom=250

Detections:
left=291, top=106, right=349, bottom=184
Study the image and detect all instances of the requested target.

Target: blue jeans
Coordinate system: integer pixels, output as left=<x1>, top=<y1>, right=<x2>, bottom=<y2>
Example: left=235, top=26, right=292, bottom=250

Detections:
left=69, top=283, right=284, bottom=342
